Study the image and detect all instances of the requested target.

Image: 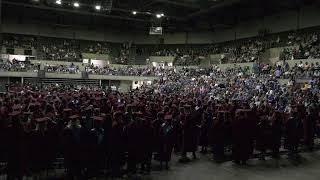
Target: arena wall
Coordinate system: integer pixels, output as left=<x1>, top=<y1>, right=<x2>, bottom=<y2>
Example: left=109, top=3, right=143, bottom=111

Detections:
left=2, top=6, right=320, bottom=45
left=2, top=21, right=134, bottom=43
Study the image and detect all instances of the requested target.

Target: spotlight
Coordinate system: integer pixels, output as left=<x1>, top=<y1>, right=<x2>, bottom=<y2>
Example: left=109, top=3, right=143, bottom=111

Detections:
left=156, top=14, right=162, bottom=18
left=55, top=0, right=62, bottom=5
left=132, top=11, right=137, bottom=15
left=95, top=5, right=101, bottom=10
left=160, top=13, right=165, bottom=17
left=73, top=2, right=80, bottom=7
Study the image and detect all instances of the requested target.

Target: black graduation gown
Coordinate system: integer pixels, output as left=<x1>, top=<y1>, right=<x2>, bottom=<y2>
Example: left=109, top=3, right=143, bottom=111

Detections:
left=285, top=117, right=302, bottom=150
left=183, top=112, right=200, bottom=152
left=157, top=122, right=175, bottom=162
left=232, top=116, right=255, bottom=162
left=29, top=130, right=51, bottom=173
left=62, top=126, right=89, bottom=176
left=303, top=114, right=316, bottom=148
left=109, top=122, right=125, bottom=176
left=6, top=125, right=29, bottom=178
left=271, top=118, right=282, bottom=155
left=126, top=121, right=140, bottom=172
left=211, top=119, right=226, bottom=157
left=152, top=119, right=163, bottom=154
left=256, top=119, right=273, bottom=151
left=199, top=112, right=212, bottom=147
left=140, top=120, right=154, bottom=166
left=87, top=128, right=106, bottom=177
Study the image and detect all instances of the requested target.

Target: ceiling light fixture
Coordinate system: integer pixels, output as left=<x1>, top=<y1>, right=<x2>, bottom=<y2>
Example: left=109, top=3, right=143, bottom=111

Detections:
left=55, top=0, right=62, bottom=5
left=95, top=5, right=101, bottom=10
left=73, top=2, right=80, bottom=7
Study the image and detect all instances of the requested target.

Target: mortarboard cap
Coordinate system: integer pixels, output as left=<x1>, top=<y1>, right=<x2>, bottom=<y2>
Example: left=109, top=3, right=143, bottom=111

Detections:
left=9, top=111, right=21, bottom=117
left=35, top=117, right=48, bottom=123
left=93, top=116, right=104, bottom=122
left=69, top=115, right=79, bottom=120
left=23, top=112, right=33, bottom=115
left=164, top=114, right=172, bottom=120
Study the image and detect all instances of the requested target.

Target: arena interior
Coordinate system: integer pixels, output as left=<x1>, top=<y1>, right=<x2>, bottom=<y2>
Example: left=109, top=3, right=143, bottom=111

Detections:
left=1, top=0, right=320, bottom=179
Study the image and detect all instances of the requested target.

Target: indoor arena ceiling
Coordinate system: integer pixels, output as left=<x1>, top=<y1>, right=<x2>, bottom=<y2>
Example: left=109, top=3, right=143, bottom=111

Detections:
left=2, top=0, right=319, bottom=32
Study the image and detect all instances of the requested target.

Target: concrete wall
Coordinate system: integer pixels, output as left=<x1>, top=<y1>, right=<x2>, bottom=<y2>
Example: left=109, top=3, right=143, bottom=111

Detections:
left=30, top=60, right=85, bottom=70
left=119, top=80, right=132, bottom=92
left=0, top=71, right=38, bottom=77
left=216, top=62, right=254, bottom=71
left=89, top=74, right=158, bottom=81
left=45, top=73, right=82, bottom=79
left=149, top=56, right=175, bottom=63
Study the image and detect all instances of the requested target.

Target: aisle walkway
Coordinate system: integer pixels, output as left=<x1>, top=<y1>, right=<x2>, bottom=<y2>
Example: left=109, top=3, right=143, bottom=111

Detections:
left=147, top=151, right=320, bottom=180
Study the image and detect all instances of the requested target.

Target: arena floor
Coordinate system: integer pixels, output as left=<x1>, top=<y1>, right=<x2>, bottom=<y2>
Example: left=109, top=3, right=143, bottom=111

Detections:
left=146, top=151, right=320, bottom=180
left=2, top=151, right=320, bottom=180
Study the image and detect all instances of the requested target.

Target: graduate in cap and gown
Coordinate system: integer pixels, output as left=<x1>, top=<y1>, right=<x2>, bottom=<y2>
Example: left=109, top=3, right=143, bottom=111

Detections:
left=232, top=109, right=255, bottom=165
left=6, top=111, right=29, bottom=180
left=109, top=111, right=125, bottom=177
left=180, top=104, right=200, bottom=162
left=29, top=117, right=52, bottom=178
left=140, top=115, right=154, bottom=174
left=126, top=112, right=142, bottom=174
left=156, top=114, right=175, bottom=169
left=153, top=112, right=165, bottom=156
left=303, top=106, right=316, bottom=151
left=87, top=116, right=106, bottom=178
left=256, top=113, right=273, bottom=160
left=199, top=105, right=213, bottom=154
left=285, top=110, right=303, bottom=158
left=211, top=111, right=227, bottom=162
left=270, top=111, right=283, bottom=158
left=62, top=114, right=88, bottom=179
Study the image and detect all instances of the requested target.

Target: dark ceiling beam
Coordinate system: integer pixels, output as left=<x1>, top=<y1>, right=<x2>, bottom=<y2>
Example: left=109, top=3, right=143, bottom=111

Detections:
left=149, top=0, right=201, bottom=9
left=3, top=1, right=150, bottom=23
left=188, top=0, right=242, bottom=18
left=111, top=7, right=186, bottom=21
left=3, top=1, right=186, bottom=22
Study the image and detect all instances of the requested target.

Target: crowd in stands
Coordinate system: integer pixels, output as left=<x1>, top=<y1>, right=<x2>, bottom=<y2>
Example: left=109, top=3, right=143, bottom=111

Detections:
left=38, top=38, right=81, bottom=62
left=1, top=34, right=124, bottom=63
left=135, top=36, right=280, bottom=65
left=136, top=29, right=320, bottom=65
left=0, top=59, right=39, bottom=72
left=280, top=31, right=320, bottom=60
left=81, top=42, right=111, bottom=55
left=113, top=42, right=131, bottom=65
left=2, top=34, right=36, bottom=49
left=3, top=28, right=320, bottom=66
left=1, top=57, right=320, bottom=80
left=44, top=63, right=80, bottom=74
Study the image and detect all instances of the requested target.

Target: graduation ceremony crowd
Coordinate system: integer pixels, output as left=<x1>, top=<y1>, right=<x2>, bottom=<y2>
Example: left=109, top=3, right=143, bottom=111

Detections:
left=0, top=63, right=320, bottom=179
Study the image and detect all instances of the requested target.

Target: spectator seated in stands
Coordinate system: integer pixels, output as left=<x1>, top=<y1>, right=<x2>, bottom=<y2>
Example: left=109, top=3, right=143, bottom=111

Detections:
left=0, top=59, right=39, bottom=72
left=44, top=63, right=80, bottom=74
